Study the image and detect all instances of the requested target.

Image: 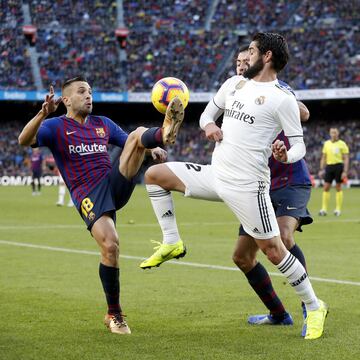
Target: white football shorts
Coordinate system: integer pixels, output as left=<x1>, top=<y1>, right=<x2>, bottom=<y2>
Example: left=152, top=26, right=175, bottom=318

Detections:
left=165, top=162, right=280, bottom=239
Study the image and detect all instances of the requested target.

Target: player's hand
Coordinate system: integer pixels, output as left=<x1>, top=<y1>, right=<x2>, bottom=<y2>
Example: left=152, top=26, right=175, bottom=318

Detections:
left=151, top=147, right=167, bottom=163
left=318, top=169, right=325, bottom=179
left=341, top=171, right=347, bottom=180
left=204, top=123, right=223, bottom=142
left=41, top=86, right=62, bottom=117
left=272, top=140, right=288, bottom=163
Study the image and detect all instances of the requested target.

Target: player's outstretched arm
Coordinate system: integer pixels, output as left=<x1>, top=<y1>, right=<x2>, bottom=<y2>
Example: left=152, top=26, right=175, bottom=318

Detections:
left=18, top=86, right=62, bottom=146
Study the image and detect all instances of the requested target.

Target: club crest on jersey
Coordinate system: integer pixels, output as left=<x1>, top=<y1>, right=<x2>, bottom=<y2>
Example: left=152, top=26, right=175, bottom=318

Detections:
left=95, top=127, right=106, bottom=138
left=255, top=96, right=265, bottom=105
left=88, top=211, right=96, bottom=221
left=235, top=80, right=247, bottom=90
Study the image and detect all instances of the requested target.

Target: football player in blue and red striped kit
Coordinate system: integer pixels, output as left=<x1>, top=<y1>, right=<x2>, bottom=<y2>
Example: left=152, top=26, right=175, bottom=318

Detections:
left=30, top=147, right=43, bottom=195
left=233, top=47, right=313, bottom=335
left=18, top=76, right=184, bottom=334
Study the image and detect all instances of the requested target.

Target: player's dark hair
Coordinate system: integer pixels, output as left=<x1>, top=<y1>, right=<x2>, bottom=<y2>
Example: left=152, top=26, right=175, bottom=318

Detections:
left=252, top=32, right=289, bottom=72
left=238, top=45, right=249, bottom=54
left=61, top=76, right=89, bottom=92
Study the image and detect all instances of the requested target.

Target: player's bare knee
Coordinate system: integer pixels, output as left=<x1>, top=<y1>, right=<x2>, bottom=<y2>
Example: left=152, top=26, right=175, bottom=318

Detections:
left=102, top=239, right=119, bottom=259
left=280, top=229, right=294, bottom=250
left=144, top=165, right=158, bottom=184
left=144, top=165, right=169, bottom=188
left=263, top=245, right=283, bottom=265
left=232, top=252, right=255, bottom=272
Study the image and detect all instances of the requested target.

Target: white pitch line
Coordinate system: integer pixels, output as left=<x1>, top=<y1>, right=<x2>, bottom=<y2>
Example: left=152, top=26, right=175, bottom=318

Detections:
left=1, top=240, right=359, bottom=287
left=0, top=218, right=359, bottom=231
left=0, top=222, right=239, bottom=230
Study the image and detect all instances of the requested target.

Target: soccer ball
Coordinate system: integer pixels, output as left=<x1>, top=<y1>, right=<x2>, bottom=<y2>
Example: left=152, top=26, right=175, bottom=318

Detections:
left=151, top=77, right=190, bottom=114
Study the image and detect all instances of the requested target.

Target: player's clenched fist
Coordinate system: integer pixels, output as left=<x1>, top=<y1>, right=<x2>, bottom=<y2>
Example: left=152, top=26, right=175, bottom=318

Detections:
left=204, top=123, right=223, bottom=142
left=151, top=147, right=167, bottom=163
left=41, top=86, right=62, bottom=117
left=272, top=139, right=288, bottom=163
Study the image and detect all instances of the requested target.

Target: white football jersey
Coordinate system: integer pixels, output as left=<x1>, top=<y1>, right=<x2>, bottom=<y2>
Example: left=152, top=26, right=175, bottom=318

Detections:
left=210, top=75, right=303, bottom=185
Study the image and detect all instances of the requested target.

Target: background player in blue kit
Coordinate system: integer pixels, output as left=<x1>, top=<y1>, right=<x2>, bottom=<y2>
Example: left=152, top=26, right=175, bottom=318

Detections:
left=30, top=147, right=43, bottom=195
left=18, top=76, right=184, bottom=334
left=232, top=47, right=313, bottom=335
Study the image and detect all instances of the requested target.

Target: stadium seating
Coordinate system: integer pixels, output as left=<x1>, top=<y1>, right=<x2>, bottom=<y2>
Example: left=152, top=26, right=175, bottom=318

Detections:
left=29, top=0, right=117, bottom=28
left=0, top=0, right=358, bottom=91
left=126, top=30, right=228, bottom=91
left=36, top=28, right=122, bottom=90
left=3, top=120, right=359, bottom=180
left=0, top=0, right=33, bottom=89
left=123, top=0, right=211, bottom=29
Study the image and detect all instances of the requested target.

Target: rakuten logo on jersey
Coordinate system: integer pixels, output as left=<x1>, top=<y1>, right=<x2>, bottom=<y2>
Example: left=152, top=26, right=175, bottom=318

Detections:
left=68, top=143, right=107, bottom=156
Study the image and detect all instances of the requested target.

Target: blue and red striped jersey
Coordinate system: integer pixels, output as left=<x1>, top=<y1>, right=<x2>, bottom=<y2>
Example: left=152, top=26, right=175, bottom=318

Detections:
left=270, top=80, right=311, bottom=190
left=35, top=115, right=128, bottom=207
left=269, top=131, right=311, bottom=190
left=31, top=151, right=43, bottom=172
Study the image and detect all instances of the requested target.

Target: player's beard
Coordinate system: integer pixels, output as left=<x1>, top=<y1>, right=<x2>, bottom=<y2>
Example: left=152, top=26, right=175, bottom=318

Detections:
left=243, top=57, right=264, bottom=79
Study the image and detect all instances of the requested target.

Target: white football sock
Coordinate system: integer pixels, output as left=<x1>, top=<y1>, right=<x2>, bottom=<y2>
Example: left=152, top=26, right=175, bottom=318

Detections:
left=146, top=184, right=180, bottom=245
left=58, top=185, right=66, bottom=204
left=277, top=252, right=320, bottom=311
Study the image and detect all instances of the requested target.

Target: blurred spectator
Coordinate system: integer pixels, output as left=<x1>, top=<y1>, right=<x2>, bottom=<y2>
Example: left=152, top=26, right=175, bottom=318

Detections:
left=1, top=119, right=359, bottom=180
left=36, top=28, right=122, bottom=90
left=0, top=0, right=23, bottom=28
left=0, top=0, right=359, bottom=91
left=0, top=28, right=34, bottom=89
left=123, top=0, right=210, bottom=30
left=29, top=0, right=117, bottom=28
left=126, top=29, right=230, bottom=91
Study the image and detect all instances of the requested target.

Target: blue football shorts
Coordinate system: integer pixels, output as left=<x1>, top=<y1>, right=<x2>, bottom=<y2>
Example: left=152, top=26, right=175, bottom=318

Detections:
left=77, top=161, right=136, bottom=231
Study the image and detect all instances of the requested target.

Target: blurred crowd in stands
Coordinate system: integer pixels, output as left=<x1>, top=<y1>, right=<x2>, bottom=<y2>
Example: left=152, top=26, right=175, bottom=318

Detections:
left=123, top=0, right=210, bottom=29
left=0, top=0, right=358, bottom=91
left=36, top=27, right=122, bottom=90
left=29, top=0, right=117, bottom=28
left=2, top=119, right=359, bottom=181
left=126, top=30, right=228, bottom=91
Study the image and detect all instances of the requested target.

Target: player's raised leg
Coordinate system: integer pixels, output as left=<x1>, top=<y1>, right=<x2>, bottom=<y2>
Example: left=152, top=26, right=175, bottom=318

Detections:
left=141, top=162, right=222, bottom=269
left=120, top=97, right=185, bottom=180
left=140, top=163, right=187, bottom=269
left=162, top=97, right=184, bottom=145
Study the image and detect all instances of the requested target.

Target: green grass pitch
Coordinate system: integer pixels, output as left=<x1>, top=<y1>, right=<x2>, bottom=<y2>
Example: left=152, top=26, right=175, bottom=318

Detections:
left=0, top=185, right=359, bottom=360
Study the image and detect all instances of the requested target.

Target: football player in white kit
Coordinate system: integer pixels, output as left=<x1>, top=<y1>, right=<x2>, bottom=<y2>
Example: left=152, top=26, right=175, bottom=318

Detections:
left=141, top=33, right=328, bottom=340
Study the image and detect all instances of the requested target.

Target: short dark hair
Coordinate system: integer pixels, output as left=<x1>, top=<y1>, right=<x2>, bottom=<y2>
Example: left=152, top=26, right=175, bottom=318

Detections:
left=238, top=45, right=249, bottom=54
left=61, top=76, right=88, bottom=92
left=252, top=32, right=289, bottom=72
